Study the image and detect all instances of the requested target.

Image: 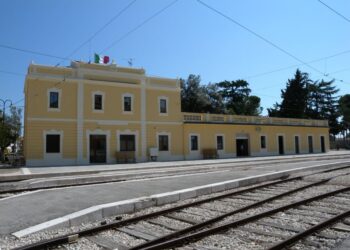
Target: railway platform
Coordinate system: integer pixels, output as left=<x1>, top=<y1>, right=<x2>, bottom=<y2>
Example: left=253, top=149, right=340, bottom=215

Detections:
left=0, top=152, right=349, bottom=240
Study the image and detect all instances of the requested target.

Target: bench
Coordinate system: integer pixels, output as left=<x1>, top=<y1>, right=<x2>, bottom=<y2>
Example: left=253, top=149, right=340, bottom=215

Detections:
left=115, top=151, right=136, bottom=163
left=202, top=149, right=218, bottom=159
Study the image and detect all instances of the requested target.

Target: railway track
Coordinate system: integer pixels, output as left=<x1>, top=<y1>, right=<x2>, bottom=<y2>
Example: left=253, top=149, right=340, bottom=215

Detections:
left=11, top=165, right=350, bottom=250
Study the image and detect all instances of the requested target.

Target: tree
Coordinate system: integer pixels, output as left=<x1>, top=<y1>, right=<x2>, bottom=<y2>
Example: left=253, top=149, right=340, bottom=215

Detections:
left=217, top=79, right=262, bottom=115
left=0, top=106, right=22, bottom=160
left=339, top=94, right=350, bottom=142
left=203, top=83, right=225, bottom=114
left=268, top=69, right=310, bottom=118
left=180, top=75, right=210, bottom=113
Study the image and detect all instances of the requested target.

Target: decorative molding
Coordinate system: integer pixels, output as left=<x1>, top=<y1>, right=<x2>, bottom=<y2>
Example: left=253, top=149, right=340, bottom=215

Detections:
left=158, top=96, right=169, bottom=116
left=116, top=129, right=139, bottom=157
left=86, top=129, right=111, bottom=164
left=122, top=93, right=134, bottom=114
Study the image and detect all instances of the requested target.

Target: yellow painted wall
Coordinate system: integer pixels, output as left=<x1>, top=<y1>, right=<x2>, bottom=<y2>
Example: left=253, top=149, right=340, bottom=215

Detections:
left=84, top=84, right=141, bottom=121
left=24, top=121, right=77, bottom=159
left=146, top=89, right=182, bottom=122
left=25, top=79, right=77, bottom=119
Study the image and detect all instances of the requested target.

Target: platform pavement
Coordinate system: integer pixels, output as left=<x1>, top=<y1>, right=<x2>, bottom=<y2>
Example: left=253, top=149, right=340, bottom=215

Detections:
left=1, top=157, right=350, bottom=236
left=1, top=150, right=350, bottom=178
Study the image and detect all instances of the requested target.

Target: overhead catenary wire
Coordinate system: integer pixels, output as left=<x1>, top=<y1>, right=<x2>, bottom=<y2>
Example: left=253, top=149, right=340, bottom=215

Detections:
left=317, top=0, right=350, bottom=24
left=100, top=0, right=179, bottom=53
left=0, top=44, right=70, bottom=61
left=196, top=0, right=349, bottom=85
left=55, top=0, right=138, bottom=66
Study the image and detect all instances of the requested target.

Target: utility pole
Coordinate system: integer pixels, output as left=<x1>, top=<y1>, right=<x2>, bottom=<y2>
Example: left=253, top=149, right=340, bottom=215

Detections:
left=0, top=99, right=12, bottom=124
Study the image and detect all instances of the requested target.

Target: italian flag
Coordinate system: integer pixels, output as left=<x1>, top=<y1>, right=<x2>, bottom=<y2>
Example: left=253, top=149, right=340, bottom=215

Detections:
left=94, top=53, right=110, bottom=64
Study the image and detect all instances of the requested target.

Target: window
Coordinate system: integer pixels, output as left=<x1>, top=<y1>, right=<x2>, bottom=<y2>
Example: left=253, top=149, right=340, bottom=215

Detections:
left=260, top=136, right=266, bottom=149
left=190, top=135, right=198, bottom=151
left=49, top=92, right=59, bottom=109
left=216, top=135, right=224, bottom=150
left=46, top=134, right=60, bottom=153
left=94, top=94, right=103, bottom=110
left=158, top=135, right=169, bottom=151
left=160, top=98, right=167, bottom=114
left=120, top=135, right=135, bottom=152
left=123, top=96, right=132, bottom=112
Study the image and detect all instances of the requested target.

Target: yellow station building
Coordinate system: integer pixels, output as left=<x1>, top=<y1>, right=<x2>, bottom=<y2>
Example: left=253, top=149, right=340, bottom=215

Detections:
left=24, top=61, right=329, bottom=166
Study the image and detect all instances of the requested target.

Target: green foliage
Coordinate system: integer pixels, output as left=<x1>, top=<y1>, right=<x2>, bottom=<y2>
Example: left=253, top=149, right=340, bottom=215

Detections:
left=0, top=106, right=22, bottom=150
left=268, top=69, right=341, bottom=136
left=180, top=76, right=262, bottom=116
left=180, top=74, right=210, bottom=113
left=339, top=94, right=350, bottom=130
left=217, top=79, right=262, bottom=115
left=268, top=69, right=310, bottom=118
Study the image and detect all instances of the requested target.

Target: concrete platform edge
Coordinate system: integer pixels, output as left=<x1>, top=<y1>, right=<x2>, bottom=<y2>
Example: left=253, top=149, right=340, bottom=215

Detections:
left=12, top=161, right=350, bottom=238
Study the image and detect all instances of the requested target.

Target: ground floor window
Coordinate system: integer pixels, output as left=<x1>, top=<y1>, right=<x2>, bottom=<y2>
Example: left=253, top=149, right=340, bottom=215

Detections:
left=46, top=134, right=60, bottom=153
left=216, top=135, right=224, bottom=150
left=190, top=135, right=198, bottom=151
left=120, top=135, right=135, bottom=151
left=260, top=135, right=266, bottom=149
left=158, top=135, right=169, bottom=151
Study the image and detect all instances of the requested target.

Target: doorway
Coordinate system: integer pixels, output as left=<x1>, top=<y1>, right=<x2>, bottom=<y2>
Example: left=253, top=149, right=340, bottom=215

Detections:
left=236, top=139, right=249, bottom=156
left=294, top=136, right=300, bottom=154
left=308, top=136, right=313, bottom=153
left=278, top=135, right=284, bottom=155
left=90, top=135, right=107, bottom=163
left=320, top=136, right=325, bottom=153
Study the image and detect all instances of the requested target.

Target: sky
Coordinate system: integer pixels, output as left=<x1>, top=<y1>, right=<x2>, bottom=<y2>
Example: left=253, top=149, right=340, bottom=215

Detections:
left=0, top=0, right=349, bottom=116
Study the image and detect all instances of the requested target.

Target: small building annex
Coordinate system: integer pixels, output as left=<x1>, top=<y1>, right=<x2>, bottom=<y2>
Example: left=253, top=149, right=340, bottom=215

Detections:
left=23, top=61, right=329, bottom=166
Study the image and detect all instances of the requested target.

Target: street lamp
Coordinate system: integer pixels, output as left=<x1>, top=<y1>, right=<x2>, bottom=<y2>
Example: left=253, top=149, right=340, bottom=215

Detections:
left=0, top=99, right=12, bottom=123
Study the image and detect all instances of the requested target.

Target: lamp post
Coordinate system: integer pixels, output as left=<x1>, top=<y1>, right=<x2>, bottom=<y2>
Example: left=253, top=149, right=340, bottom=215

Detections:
left=0, top=99, right=12, bottom=124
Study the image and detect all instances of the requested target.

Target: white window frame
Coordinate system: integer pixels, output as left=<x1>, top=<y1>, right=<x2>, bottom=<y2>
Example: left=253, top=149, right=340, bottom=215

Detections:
left=189, top=133, right=200, bottom=152
left=116, top=129, right=139, bottom=156
left=215, top=134, right=225, bottom=152
left=157, top=132, right=171, bottom=153
left=158, top=96, right=169, bottom=116
left=43, top=130, right=63, bottom=159
left=92, top=91, right=105, bottom=113
left=122, top=93, right=134, bottom=114
left=260, top=134, right=267, bottom=152
left=47, top=88, right=61, bottom=112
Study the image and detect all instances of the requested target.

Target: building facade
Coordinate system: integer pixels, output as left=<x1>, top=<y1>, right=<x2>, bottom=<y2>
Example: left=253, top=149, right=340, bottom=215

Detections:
left=24, top=62, right=329, bottom=166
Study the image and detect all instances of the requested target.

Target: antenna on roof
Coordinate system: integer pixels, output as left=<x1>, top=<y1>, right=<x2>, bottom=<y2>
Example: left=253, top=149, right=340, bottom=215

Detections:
left=123, top=58, right=135, bottom=67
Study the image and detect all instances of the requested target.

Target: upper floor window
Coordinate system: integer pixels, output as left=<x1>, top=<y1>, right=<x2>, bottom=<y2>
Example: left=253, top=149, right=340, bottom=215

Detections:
left=48, top=88, right=61, bottom=111
left=92, top=91, right=104, bottom=112
left=123, top=94, right=133, bottom=113
left=159, top=96, right=168, bottom=115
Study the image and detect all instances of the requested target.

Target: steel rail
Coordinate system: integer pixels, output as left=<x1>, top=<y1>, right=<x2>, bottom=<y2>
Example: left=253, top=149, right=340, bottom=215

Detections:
left=12, top=175, right=303, bottom=250
left=129, top=179, right=330, bottom=250
left=267, top=209, right=350, bottom=250
left=138, top=187, right=350, bottom=250
left=12, top=166, right=350, bottom=250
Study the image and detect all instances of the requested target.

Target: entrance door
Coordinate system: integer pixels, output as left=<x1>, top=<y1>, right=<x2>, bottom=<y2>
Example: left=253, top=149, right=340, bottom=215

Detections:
left=90, top=135, right=106, bottom=163
left=278, top=136, right=284, bottom=155
left=320, top=136, right=325, bottom=153
left=236, top=139, right=249, bottom=156
left=308, top=136, right=313, bottom=153
left=295, top=136, right=300, bottom=154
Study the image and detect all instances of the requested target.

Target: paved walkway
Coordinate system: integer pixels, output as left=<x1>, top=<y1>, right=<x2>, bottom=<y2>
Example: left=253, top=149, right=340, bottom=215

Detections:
left=1, top=150, right=349, bottom=177
left=1, top=156, right=350, bottom=235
